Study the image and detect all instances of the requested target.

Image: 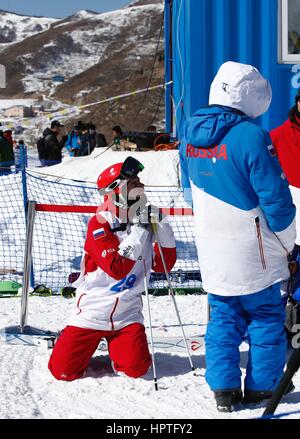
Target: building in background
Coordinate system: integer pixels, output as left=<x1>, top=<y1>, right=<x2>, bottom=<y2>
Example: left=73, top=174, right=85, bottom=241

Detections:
left=51, top=75, right=65, bottom=83
left=3, top=105, right=34, bottom=118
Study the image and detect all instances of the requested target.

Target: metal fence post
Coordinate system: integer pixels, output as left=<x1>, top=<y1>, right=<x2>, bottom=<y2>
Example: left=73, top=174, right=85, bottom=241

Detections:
left=0, top=196, right=56, bottom=344
left=20, top=143, right=28, bottom=215
left=19, top=143, right=35, bottom=289
left=20, top=201, right=36, bottom=332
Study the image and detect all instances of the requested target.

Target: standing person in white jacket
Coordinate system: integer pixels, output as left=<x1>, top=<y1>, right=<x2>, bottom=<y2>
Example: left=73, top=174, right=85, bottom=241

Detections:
left=179, top=62, right=297, bottom=412
left=48, top=157, right=176, bottom=381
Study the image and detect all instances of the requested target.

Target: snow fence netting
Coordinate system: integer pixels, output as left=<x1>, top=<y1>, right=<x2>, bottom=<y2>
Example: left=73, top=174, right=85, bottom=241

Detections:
left=0, top=170, right=203, bottom=294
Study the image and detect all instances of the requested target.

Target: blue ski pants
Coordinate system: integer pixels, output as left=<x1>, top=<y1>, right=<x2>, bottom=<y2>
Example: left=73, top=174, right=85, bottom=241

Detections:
left=205, top=282, right=287, bottom=391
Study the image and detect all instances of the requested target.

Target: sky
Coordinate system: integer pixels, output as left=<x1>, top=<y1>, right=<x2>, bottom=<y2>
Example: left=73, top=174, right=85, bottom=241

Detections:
left=0, top=0, right=130, bottom=18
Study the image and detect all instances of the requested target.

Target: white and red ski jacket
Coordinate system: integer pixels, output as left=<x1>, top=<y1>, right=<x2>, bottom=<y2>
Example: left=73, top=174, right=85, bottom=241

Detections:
left=68, top=209, right=176, bottom=331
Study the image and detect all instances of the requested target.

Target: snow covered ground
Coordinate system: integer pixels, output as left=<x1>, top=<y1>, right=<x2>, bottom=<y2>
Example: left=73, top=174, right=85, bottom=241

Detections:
left=0, top=294, right=299, bottom=420
left=1, top=152, right=300, bottom=420
left=0, top=99, right=37, bottom=110
left=0, top=150, right=299, bottom=421
left=0, top=11, right=57, bottom=53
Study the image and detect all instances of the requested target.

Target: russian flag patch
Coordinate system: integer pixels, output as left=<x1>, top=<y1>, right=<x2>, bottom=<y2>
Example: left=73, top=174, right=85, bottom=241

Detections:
left=93, top=227, right=106, bottom=240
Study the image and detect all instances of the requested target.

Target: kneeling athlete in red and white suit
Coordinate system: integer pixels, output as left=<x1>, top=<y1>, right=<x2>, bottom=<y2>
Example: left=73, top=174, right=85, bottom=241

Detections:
left=48, top=157, right=177, bottom=381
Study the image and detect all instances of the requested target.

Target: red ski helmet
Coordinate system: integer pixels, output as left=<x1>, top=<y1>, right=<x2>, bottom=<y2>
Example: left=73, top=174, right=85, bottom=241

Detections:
left=97, top=157, right=145, bottom=211
left=97, top=157, right=144, bottom=196
left=97, top=162, right=124, bottom=195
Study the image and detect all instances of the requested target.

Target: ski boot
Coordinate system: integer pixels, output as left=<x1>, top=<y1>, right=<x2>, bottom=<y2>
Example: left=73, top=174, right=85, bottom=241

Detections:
left=214, top=388, right=243, bottom=413
left=243, top=380, right=295, bottom=404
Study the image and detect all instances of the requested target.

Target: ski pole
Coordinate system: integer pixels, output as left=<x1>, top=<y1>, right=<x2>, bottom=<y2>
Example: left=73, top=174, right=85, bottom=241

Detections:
left=152, top=223, right=197, bottom=375
left=207, top=297, right=211, bottom=323
left=142, top=257, right=158, bottom=391
left=262, top=346, right=300, bottom=417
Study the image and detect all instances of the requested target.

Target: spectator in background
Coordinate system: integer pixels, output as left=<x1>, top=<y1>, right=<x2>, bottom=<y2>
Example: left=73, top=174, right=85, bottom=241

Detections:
left=77, top=124, right=92, bottom=157
left=95, top=130, right=108, bottom=148
left=65, top=124, right=82, bottom=157
left=73, top=122, right=106, bottom=156
left=39, top=120, right=65, bottom=167
left=0, top=127, right=14, bottom=175
left=271, top=90, right=300, bottom=306
left=88, top=123, right=97, bottom=153
left=3, top=129, right=13, bottom=147
left=112, top=125, right=123, bottom=148
left=271, top=90, right=300, bottom=247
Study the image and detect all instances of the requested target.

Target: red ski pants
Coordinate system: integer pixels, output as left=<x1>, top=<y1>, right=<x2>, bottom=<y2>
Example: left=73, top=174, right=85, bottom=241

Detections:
left=48, top=323, right=151, bottom=381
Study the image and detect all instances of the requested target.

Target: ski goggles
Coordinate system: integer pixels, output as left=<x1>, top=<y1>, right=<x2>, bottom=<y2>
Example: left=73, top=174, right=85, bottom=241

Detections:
left=99, top=157, right=144, bottom=195
left=98, top=178, right=125, bottom=195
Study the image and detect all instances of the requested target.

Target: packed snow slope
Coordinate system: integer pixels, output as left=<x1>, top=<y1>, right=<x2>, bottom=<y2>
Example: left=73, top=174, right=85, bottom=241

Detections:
left=0, top=294, right=299, bottom=419
left=30, top=149, right=181, bottom=187
left=0, top=153, right=300, bottom=419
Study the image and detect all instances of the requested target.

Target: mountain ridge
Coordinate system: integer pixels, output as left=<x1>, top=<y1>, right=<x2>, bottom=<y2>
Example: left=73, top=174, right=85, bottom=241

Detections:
left=0, top=0, right=166, bottom=141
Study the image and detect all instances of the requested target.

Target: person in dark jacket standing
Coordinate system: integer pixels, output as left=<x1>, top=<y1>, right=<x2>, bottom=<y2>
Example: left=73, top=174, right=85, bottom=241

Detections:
left=77, top=124, right=91, bottom=157
left=0, top=127, right=14, bottom=175
left=40, top=120, right=65, bottom=167
left=95, top=131, right=108, bottom=148
left=77, top=123, right=102, bottom=156
left=3, top=129, right=13, bottom=147
left=180, top=61, right=296, bottom=412
left=88, top=123, right=97, bottom=153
